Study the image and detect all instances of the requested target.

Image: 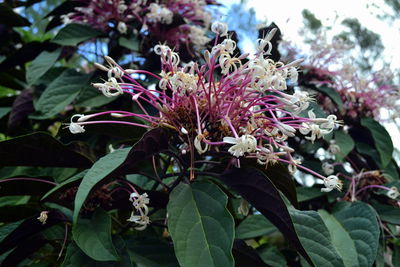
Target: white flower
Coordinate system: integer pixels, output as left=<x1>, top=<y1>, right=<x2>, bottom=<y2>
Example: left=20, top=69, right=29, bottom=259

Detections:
left=37, top=211, right=49, bottom=225
left=321, top=175, right=343, bottom=192
left=220, top=38, right=236, bottom=54
left=117, top=21, right=127, bottom=34
left=118, top=3, right=128, bottom=13
left=320, top=114, right=339, bottom=132
left=194, top=134, right=209, bottom=155
left=127, top=211, right=150, bottom=231
left=322, top=162, right=334, bottom=175
left=147, top=3, right=173, bottom=24
left=223, top=134, right=257, bottom=158
left=300, top=111, right=331, bottom=143
left=211, top=22, right=228, bottom=36
left=68, top=114, right=85, bottom=134
left=237, top=199, right=249, bottom=216
left=93, top=77, right=123, bottom=97
left=387, top=187, right=399, bottom=199
left=129, top=192, right=150, bottom=209
left=189, top=26, right=210, bottom=48
left=328, top=140, right=341, bottom=154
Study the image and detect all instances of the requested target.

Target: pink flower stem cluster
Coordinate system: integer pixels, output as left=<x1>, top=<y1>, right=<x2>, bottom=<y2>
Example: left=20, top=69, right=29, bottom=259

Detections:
left=62, top=0, right=213, bottom=51
left=281, top=35, right=400, bottom=121
left=68, top=22, right=341, bottom=189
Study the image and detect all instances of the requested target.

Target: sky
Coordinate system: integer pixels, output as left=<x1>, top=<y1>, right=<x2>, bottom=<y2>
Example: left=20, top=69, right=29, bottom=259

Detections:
left=219, top=0, right=400, bottom=68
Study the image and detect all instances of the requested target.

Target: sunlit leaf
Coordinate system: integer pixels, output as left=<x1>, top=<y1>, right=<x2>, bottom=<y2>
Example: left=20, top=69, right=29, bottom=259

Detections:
left=52, top=24, right=102, bottom=46
left=26, top=48, right=61, bottom=85
left=32, top=69, right=91, bottom=119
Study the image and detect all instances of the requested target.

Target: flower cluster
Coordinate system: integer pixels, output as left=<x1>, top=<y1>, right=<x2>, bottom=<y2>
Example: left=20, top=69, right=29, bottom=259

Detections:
left=281, top=34, right=400, bottom=121
left=62, top=0, right=213, bottom=51
left=69, top=22, right=342, bottom=189
left=127, top=192, right=150, bottom=230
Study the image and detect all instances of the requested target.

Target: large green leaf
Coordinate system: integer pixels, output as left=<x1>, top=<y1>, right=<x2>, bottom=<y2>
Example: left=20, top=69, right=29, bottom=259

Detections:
left=72, top=209, right=119, bottom=261
left=235, top=215, right=276, bottom=239
left=318, top=210, right=358, bottom=267
left=52, top=24, right=102, bottom=46
left=334, top=130, right=355, bottom=161
left=26, top=49, right=61, bottom=85
left=333, top=202, right=380, bottom=267
left=73, top=148, right=131, bottom=224
left=290, top=209, right=345, bottom=267
left=32, top=69, right=91, bottom=119
left=167, top=182, right=235, bottom=267
left=361, top=117, right=393, bottom=168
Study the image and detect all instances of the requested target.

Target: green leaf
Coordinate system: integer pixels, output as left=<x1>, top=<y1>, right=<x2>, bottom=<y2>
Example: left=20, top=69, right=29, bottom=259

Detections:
left=126, top=236, right=179, bottom=267
left=63, top=238, right=132, bottom=267
left=290, top=209, right=345, bottom=267
left=318, top=210, right=358, bottom=267
left=372, top=203, right=400, bottom=225
left=257, top=244, right=287, bottom=267
left=0, top=196, right=30, bottom=207
left=26, top=49, right=61, bottom=85
left=235, top=215, right=276, bottom=239
left=119, top=36, right=139, bottom=51
left=73, top=148, right=131, bottom=224
left=72, top=209, right=119, bottom=261
left=333, top=202, right=380, bottom=267
left=167, top=182, right=235, bottom=267
left=315, top=85, right=344, bottom=111
left=0, top=107, right=11, bottom=119
left=41, top=170, right=87, bottom=201
left=334, top=130, right=355, bottom=161
left=361, top=117, right=393, bottom=167
left=296, top=186, right=325, bottom=202
left=52, top=24, right=102, bottom=46
left=32, top=69, right=91, bottom=119
left=0, top=220, right=23, bottom=243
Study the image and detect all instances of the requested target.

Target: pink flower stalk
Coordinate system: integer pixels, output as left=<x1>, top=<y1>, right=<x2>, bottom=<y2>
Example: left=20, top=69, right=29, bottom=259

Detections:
left=69, top=22, right=341, bottom=182
left=62, top=0, right=134, bottom=33
left=62, top=0, right=213, bottom=51
left=281, top=35, right=400, bottom=121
